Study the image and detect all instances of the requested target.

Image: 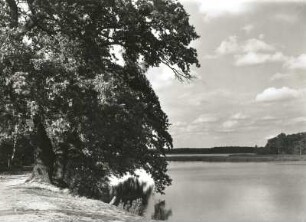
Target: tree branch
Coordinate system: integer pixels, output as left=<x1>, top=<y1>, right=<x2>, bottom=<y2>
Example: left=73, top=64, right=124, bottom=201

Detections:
left=161, top=58, right=191, bottom=81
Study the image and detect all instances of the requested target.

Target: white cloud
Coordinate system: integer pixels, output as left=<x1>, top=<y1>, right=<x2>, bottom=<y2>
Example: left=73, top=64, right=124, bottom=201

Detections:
left=146, top=65, right=175, bottom=90
left=231, top=112, right=248, bottom=120
left=204, top=54, right=218, bottom=59
left=289, top=117, right=306, bottom=124
left=179, top=89, right=234, bottom=107
left=260, top=116, right=278, bottom=121
left=270, top=72, right=291, bottom=81
left=216, top=36, right=277, bottom=61
left=285, top=54, right=306, bottom=70
left=255, top=87, right=301, bottom=102
left=242, top=24, right=254, bottom=34
left=180, top=0, right=303, bottom=22
left=199, top=0, right=250, bottom=21
left=172, top=121, right=188, bottom=127
left=222, top=120, right=239, bottom=129
left=242, top=38, right=274, bottom=53
left=273, top=13, right=298, bottom=23
left=193, top=114, right=219, bottom=124
left=259, top=34, right=265, bottom=39
left=220, top=112, right=247, bottom=130
left=235, top=52, right=287, bottom=66
left=216, top=35, right=239, bottom=55
left=265, top=134, right=278, bottom=140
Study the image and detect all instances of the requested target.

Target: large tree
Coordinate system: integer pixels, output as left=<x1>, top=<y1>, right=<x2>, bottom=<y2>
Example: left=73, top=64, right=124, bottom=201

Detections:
left=0, top=0, right=199, bottom=193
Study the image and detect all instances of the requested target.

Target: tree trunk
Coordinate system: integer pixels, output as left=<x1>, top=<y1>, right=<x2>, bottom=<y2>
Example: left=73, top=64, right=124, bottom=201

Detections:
left=31, top=114, right=55, bottom=183
left=299, top=145, right=302, bottom=156
left=53, top=142, right=68, bottom=187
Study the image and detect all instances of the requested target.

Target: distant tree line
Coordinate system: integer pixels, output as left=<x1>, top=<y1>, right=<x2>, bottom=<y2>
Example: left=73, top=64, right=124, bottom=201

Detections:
left=166, top=146, right=257, bottom=154
left=257, top=132, right=306, bottom=155
left=167, top=132, right=306, bottom=156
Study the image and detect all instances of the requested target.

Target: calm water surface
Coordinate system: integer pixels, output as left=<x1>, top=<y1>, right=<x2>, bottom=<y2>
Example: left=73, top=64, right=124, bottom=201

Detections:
left=166, top=154, right=231, bottom=157
left=156, top=161, right=306, bottom=222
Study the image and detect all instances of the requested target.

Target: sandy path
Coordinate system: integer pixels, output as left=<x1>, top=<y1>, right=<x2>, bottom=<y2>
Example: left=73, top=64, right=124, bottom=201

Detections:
left=0, top=173, right=152, bottom=222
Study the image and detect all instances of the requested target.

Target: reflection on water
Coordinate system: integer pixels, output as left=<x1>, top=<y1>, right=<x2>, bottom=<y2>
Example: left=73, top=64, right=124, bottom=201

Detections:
left=159, top=161, right=306, bottom=222
left=151, top=200, right=173, bottom=220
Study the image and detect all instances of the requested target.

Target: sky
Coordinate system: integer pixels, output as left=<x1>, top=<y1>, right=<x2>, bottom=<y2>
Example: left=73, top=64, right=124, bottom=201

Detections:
left=146, top=0, right=306, bottom=148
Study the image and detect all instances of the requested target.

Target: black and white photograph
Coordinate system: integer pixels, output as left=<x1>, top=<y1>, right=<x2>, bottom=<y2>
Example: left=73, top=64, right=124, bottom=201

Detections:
left=0, top=0, right=306, bottom=221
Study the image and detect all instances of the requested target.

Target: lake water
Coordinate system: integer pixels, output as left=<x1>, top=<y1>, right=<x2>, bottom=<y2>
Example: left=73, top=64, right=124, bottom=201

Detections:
left=152, top=161, right=306, bottom=222
left=166, top=154, right=231, bottom=157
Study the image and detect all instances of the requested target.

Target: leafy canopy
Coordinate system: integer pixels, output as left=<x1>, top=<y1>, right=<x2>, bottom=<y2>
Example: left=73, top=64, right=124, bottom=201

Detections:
left=0, top=0, right=199, bottom=193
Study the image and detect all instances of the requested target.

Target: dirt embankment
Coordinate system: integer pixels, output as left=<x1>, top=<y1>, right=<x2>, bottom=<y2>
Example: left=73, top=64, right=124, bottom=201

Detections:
left=0, top=172, right=153, bottom=222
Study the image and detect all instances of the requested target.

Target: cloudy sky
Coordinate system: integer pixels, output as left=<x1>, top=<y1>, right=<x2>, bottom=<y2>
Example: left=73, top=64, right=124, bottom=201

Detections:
left=146, top=0, right=306, bottom=148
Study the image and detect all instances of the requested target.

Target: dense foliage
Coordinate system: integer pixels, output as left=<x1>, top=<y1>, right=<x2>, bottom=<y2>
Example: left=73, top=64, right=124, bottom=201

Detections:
left=0, top=0, right=199, bottom=195
left=259, top=132, right=306, bottom=155
left=0, top=136, right=34, bottom=170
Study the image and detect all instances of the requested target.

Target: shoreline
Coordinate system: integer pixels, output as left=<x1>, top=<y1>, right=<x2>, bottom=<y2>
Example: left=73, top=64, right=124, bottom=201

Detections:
left=0, top=172, right=153, bottom=222
left=166, top=154, right=306, bottom=162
